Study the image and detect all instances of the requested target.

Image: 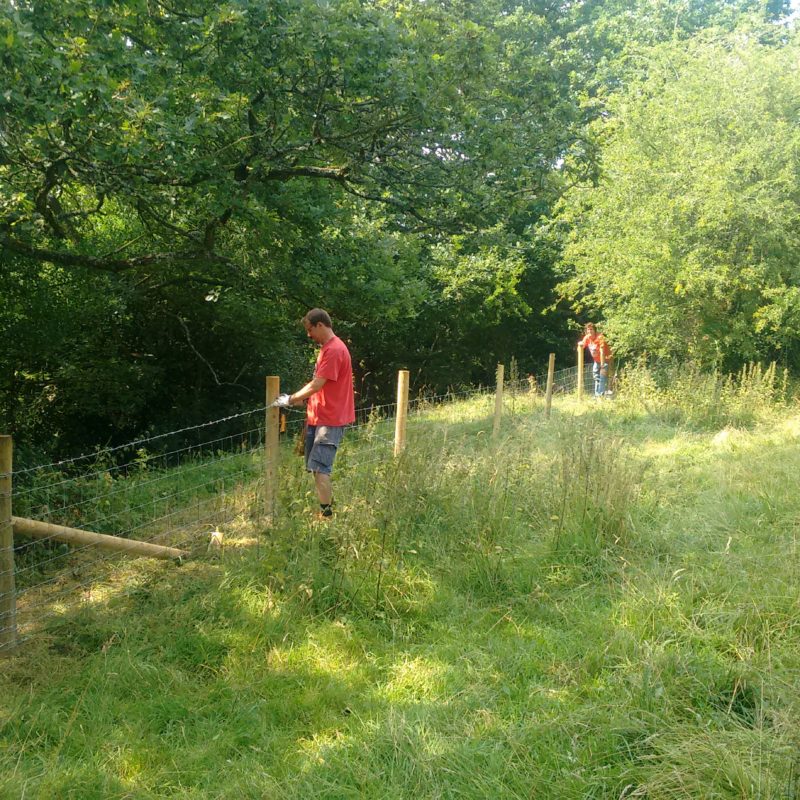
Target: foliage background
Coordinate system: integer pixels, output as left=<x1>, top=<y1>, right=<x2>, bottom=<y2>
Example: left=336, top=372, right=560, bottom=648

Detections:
left=0, top=0, right=796, bottom=459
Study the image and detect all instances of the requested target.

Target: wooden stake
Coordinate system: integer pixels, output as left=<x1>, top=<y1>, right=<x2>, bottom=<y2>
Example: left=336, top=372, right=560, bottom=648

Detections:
left=493, top=363, right=504, bottom=438
left=577, top=345, right=584, bottom=401
left=265, top=376, right=280, bottom=522
left=11, top=516, right=188, bottom=560
left=0, top=436, right=16, bottom=655
left=394, top=370, right=410, bottom=457
left=545, top=353, right=556, bottom=419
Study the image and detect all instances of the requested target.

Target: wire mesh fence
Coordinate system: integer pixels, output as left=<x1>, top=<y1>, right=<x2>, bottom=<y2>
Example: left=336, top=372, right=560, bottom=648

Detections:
left=2, top=407, right=271, bottom=649
left=0, top=358, right=587, bottom=651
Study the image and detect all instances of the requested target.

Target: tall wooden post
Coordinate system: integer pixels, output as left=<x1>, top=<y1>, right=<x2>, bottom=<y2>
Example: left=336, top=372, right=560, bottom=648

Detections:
left=493, top=363, right=504, bottom=438
left=577, top=345, right=584, bottom=401
left=394, top=370, right=410, bottom=457
left=0, top=435, right=16, bottom=655
left=545, top=353, right=556, bottom=419
left=265, top=377, right=280, bottom=523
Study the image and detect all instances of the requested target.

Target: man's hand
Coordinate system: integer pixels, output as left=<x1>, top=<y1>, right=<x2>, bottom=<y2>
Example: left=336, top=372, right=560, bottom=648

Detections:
left=271, top=393, right=292, bottom=409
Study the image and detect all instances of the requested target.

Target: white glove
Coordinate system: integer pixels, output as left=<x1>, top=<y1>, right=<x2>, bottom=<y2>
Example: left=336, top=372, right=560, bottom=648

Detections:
left=272, top=393, right=292, bottom=409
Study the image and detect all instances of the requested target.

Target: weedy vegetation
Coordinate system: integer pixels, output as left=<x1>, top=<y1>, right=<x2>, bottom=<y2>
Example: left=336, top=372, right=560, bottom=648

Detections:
left=1, top=366, right=799, bottom=799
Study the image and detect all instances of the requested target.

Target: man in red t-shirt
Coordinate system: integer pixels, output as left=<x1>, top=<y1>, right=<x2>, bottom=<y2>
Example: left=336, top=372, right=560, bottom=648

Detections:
left=287, top=309, right=355, bottom=518
left=578, top=322, right=612, bottom=397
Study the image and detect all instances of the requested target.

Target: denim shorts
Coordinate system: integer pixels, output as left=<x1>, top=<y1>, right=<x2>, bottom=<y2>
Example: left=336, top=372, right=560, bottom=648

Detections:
left=304, top=425, right=346, bottom=474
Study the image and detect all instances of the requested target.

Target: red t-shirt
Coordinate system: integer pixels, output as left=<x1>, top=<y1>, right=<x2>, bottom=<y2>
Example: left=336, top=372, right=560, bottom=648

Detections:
left=579, top=333, right=611, bottom=363
left=307, top=335, right=355, bottom=427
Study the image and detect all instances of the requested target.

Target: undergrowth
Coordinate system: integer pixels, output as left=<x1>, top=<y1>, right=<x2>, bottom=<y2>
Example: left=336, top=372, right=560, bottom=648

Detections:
left=616, top=359, right=791, bottom=430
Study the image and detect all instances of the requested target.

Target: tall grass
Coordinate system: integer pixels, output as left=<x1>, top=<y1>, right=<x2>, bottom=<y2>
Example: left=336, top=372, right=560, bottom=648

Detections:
left=616, top=359, right=791, bottom=429
left=1, top=373, right=799, bottom=798
left=11, top=443, right=262, bottom=589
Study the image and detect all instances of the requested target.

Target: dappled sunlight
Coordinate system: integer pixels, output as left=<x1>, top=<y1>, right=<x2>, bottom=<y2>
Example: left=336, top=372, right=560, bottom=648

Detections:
left=775, top=412, right=800, bottom=438
left=3, top=0, right=800, bottom=791
left=295, top=728, right=354, bottom=772
left=636, top=433, right=713, bottom=460
left=5, top=371, right=800, bottom=797
left=381, top=655, right=451, bottom=704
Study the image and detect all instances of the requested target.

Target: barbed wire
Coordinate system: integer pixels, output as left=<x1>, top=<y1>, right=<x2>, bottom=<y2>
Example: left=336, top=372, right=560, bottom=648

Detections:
left=7, top=461, right=261, bottom=629
left=0, top=356, right=798, bottom=664
left=12, top=428, right=264, bottom=498
left=2, top=425, right=427, bottom=642
left=11, top=454, right=262, bottom=572
left=5, top=516, right=225, bottom=645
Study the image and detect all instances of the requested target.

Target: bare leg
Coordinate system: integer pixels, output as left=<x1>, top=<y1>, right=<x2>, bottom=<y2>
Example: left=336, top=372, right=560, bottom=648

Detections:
left=313, top=471, right=333, bottom=505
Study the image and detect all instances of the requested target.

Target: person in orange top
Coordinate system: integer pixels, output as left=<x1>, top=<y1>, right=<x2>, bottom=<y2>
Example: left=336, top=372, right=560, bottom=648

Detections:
left=286, top=308, right=355, bottom=519
left=579, top=323, right=612, bottom=397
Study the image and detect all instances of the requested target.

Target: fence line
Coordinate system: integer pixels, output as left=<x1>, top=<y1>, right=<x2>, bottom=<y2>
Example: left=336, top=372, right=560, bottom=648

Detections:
left=2, top=356, right=589, bottom=651
left=2, top=355, right=791, bottom=652
left=11, top=407, right=270, bottom=478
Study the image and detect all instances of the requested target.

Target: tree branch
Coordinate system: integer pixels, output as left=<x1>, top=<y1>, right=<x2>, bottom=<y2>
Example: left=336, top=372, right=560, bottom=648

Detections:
left=175, top=316, right=254, bottom=394
left=0, top=232, right=225, bottom=272
left=259, top=164, right=350, bottom=182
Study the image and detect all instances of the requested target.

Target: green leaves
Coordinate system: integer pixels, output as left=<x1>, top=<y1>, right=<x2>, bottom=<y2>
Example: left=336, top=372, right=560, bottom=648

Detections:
left=557, top=26, right=800, bottom=366
left=0, top=0, right=586, bottom=274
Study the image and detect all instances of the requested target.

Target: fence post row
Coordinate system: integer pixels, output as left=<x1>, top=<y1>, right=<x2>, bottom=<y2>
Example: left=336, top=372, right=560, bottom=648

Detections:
left=394, top=369, right=410, bottom=457
left=545, top=353, right=556, bottom=418
left=493, top=363, right=504, bottom=438
left=265, top=376, right=280, bottom=523
left=0, top=435, right=17, bottom=655
left=0, top=357, right=577, bottom=657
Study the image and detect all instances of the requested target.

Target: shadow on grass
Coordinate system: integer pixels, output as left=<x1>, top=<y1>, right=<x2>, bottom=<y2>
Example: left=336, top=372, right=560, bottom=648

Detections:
left=4, top=402, right=800, bottom=797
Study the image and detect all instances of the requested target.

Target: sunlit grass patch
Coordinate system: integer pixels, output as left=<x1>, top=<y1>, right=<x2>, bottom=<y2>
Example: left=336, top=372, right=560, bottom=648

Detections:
left=3, top=382, right=800, bottom=798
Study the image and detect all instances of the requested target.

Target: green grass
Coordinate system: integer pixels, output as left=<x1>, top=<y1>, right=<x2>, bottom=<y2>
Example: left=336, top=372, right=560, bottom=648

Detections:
left=11, top=443, right=263, bottom=588
left=2, top=382, right=800, bottom=798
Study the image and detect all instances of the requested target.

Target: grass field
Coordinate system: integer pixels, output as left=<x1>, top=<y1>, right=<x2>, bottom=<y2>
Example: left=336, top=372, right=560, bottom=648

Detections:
left=2, top=374, right=799, bottom=799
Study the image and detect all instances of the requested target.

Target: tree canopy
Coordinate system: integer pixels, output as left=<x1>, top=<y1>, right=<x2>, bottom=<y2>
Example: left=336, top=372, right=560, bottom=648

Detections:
left=2, top=0, right=796, bottom=455
left=0, top=0, right=592, bottom=276
left=556, top=23, right=800, bottom=366
left=1, top=0, right=589, bottom=451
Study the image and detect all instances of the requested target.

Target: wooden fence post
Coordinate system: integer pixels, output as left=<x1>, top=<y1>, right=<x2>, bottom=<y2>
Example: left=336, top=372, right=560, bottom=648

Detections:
left=0, top=435, right=16, bottom=655
left=493, top=363, right=504, bottom=438
left=545, top=353, right=556, bottom=418
left=577, top=345, right=584, bottom=401
left=265, top=377, right=280, bottom=522
left=394, top=370, right=410, bottom=457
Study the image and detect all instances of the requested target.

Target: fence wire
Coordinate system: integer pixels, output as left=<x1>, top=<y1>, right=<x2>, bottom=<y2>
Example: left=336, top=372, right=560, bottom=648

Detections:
left=1, top=361, right=594, bottom=649
left=3, top=407, right=271, bottom=647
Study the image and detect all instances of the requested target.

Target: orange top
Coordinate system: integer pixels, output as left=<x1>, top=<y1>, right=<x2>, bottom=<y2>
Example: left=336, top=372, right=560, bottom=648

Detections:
left=579, top=333, right=611, bottom=363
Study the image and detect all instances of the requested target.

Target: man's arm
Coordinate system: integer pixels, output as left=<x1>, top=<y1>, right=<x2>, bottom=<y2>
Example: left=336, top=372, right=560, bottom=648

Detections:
left=599, top=337, right=610, bottom=369
left=289, top=377, right=327, bottom=405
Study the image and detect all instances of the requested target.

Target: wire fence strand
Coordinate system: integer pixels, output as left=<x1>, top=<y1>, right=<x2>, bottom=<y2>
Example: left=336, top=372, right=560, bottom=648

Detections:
left=3, top=362, right=587, bottom=649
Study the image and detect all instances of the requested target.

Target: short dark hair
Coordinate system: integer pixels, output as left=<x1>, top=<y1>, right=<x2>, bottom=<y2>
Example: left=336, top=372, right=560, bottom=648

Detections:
left=303, top=308, right=332, bottom=328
